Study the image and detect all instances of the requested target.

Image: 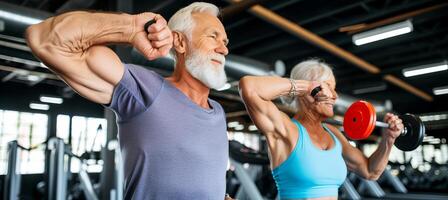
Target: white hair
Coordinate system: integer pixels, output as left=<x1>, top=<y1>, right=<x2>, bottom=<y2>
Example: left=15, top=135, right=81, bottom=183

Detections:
left=168, top=2, right=219, bottom=61
left=282, top=58, right=334, bottom=111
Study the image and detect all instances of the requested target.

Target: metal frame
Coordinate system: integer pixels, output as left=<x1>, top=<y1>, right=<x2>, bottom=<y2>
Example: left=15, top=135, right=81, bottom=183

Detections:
left=3, top=141, right=21, bottom=200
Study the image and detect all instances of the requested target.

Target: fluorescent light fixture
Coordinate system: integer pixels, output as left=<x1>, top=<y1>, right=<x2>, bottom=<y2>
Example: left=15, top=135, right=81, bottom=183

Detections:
left=228, top=121, right=239, bottom=128
left=420, top=114, right=448, bottom=122
left=423, top=136, right=434, bottom=142
left=0, top=10, right=42, bottom=25
left=433, top=86, right=448, bottom=95
left=40, top=95, right=63, bottom=104
left=423, top=136, right=440, bottom=144
left=248, top=125, right=258, bottom=131
left=27, top=74, right=40, bottom=82
left=29, top=103, right=49, bottom=110
left=353, top=20, right=413, bottom=46
left=234, top=124, right=244, bottom=131
left=403, top=61, right=448, bottom=77
left=217, top=83, right=231, bottom=91
left=353, top=84, right=387, bottom=94
left=429, top=139, right=441, bottom=145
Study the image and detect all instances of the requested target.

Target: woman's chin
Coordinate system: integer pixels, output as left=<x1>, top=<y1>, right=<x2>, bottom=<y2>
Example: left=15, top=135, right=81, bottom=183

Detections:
left=320, top=111, right=334, bottom=119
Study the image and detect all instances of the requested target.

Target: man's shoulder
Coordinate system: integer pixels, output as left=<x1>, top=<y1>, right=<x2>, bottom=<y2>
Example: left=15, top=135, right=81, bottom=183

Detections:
left=209, top=98, right=225, bottom=113
left=122, top=63, right=165, bottom=85
left=123, top=63, right=161, bottom=77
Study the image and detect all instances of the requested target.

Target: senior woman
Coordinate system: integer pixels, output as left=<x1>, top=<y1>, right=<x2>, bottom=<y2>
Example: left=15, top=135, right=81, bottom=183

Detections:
left=238, top=59, right=404, bottom=200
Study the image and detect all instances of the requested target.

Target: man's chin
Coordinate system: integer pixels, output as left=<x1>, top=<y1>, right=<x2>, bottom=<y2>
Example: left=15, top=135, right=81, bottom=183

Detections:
left=208, top=82, right=226, bottom=90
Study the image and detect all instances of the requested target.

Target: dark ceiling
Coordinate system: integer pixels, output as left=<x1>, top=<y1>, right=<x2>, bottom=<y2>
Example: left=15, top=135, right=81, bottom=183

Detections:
left=0, top=0, right=447, bottom=136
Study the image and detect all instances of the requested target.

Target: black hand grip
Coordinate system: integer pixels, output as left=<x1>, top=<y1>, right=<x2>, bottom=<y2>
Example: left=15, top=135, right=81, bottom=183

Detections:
left=310, top=85, right=322, bottom=97
left=144, top=19, right=156, bottom=34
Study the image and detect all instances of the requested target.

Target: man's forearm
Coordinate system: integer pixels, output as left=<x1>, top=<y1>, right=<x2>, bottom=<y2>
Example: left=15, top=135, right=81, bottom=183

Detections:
left=27, top=11, right=136, bottom=54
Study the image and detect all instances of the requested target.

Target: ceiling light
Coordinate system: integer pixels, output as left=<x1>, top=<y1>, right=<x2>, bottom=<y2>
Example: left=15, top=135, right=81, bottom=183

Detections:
left=248, top=125, right=258, bottom=131
left=228, top=121, right=239, bottom=128
left=0, top=10, right=42, bottom=25
left=29, top=103, right=49, bottom=110
left=40, top=95, right=63, bottom=104
left=26, top=74, right=40, bottom=82
left=403, top=60, right=448, bottom=77
left=420, top=114, right=448, bottom=122
left=352, top=20, right=413, bottom=46
left=217, top=83, right=231, bottom=91
left=433, top=86, right=448, bottom=95
left=234, top=124, right=244, bottom=131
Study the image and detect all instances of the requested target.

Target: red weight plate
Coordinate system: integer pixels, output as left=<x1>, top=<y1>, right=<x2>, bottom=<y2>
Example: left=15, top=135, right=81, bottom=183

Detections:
left=365, top=100, right=377, bottom=137
left=343, top=101, right=376, bottom=140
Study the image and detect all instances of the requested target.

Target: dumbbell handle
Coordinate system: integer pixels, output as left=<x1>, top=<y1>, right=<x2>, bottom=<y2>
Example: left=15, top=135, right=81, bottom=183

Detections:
left=375, top=121, right=390, bottom=128
left=324, top=118, right=390, bottom=128
left=324, top=119, right=407, bottom=135
left=375, top=121, right=408, bottom=136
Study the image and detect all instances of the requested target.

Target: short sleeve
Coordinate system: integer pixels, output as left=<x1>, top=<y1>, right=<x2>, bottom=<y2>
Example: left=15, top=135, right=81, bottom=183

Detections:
left=106, top=63, right=164, bottom=121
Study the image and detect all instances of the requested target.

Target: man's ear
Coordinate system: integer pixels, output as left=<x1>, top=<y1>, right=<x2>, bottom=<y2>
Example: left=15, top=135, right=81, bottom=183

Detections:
left=173, top=31, right=187, bottom=54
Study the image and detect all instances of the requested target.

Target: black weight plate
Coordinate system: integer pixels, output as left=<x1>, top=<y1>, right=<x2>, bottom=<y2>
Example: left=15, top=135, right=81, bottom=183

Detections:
left=394, top=114, right=425, bottom=151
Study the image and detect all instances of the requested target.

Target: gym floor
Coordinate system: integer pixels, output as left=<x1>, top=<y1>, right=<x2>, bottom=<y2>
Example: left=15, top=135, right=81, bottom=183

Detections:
left=0, top=0, right=447, bottom=200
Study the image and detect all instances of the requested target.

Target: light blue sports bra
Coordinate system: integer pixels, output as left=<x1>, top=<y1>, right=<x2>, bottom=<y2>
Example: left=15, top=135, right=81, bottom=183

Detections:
left=272, top=119, right=347, bottom=199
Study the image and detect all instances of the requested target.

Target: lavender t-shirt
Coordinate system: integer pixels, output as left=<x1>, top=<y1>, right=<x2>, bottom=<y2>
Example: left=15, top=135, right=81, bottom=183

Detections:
left=107, top=63, right=228, bottom=200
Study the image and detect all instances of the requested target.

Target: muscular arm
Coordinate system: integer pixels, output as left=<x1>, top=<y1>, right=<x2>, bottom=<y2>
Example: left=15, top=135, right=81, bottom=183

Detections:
left=328, top=124, right=397, bottom=180
left=26, top=11, right=172, bottom=104
left=238, top=76, right=313, bottom=136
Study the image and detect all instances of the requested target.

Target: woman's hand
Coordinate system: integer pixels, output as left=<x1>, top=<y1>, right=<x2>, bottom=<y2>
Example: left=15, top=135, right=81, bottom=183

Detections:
left=383, top=113, right=404, bottom=143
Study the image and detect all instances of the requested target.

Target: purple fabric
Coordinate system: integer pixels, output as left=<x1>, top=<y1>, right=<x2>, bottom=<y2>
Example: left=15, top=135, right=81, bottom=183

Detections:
left=107, top=63, right=228, bottom=200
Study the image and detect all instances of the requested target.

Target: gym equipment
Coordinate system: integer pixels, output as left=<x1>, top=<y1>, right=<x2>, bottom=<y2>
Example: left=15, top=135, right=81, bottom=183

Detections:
left=324, top=100, right=425, bottom=151
left=4, top=137, right=123, bottom=200
left=62, top=138, right=123, bottom=200
left=229, top=140, right=269, bottom=165
left=348, top=172, right=386, bottom=198
left=4, top=141, right=21, bottom=200
left=230, top=159, right=264, bottom=200
left=228, top=140, right=277, bottom=200
left=3, top=140, right=47, bottom=200
left=144, top=20, right=156, bottom=34
left=340, top=179, right=361, bottom=200
left=380, top=169, right=407, bottom=193
left=47, top=138, right=67, bottom=200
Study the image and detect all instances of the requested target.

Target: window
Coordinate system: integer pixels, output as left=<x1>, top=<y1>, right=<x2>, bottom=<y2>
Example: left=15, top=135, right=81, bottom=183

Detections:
left=1, top=110, right=108, bottom=174
left=68, top=116, right=106, bottom=173
left=0, top=110, right=47, bottom=174
left=228, top=131, right=260, bottom=151
left=56, top=114, right=70, bottom=143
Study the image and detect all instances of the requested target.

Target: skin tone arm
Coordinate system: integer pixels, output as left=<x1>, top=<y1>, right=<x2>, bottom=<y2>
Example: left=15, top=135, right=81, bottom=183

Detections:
left=239, top=76, right=323, bottom=166
left=25, top=11, right=173, bottom=104
left=327, top=113, right=403, bottom=180
left=239, top=76, right=318, bottom=136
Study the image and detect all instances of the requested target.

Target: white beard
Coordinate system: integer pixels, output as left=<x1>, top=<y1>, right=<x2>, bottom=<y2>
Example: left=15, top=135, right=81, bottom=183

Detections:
left=185, top=49, right=227, bottom=90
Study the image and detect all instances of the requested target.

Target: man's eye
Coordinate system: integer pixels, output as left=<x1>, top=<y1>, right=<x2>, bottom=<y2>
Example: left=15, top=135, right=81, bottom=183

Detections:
left=209, top=35, right=217, bottom=39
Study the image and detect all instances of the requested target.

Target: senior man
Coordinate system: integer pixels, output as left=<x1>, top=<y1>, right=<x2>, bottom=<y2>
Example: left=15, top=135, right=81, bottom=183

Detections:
left=26, top=2, right=231, bottom=199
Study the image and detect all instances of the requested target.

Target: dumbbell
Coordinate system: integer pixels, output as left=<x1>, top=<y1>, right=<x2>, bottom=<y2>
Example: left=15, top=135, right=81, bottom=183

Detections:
left=324, top=100, right=425, bottom=151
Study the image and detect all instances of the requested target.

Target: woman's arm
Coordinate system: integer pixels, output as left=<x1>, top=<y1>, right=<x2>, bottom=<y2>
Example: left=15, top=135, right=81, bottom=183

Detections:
left=238, top=76, right=315, bottom=136
left=328, top=113, right=403, bottom=180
